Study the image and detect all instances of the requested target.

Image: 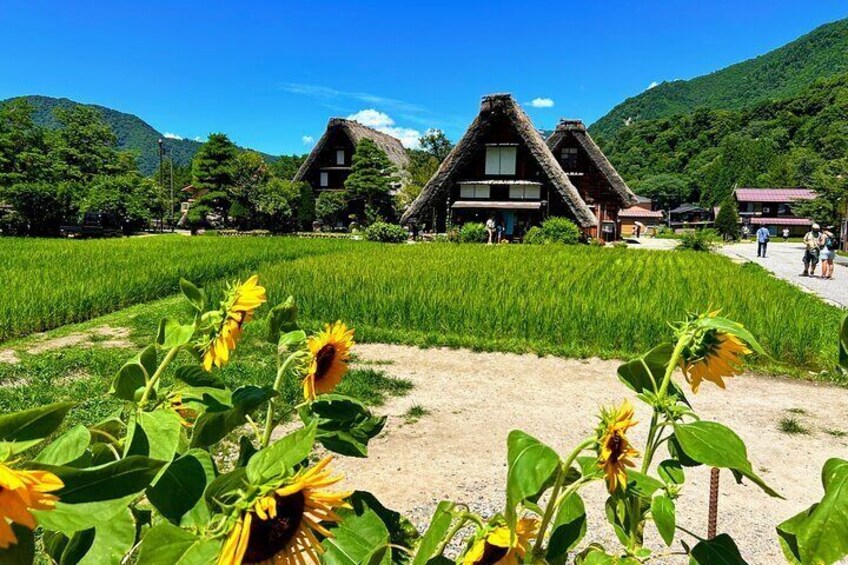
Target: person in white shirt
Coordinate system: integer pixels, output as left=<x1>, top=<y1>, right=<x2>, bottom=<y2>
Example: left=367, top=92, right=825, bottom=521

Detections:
left=485, top=217, right=496, bottom=244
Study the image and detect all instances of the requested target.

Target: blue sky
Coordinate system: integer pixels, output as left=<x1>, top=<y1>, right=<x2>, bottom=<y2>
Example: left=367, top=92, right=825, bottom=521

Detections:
left=1, top=1, right=846, bottom=155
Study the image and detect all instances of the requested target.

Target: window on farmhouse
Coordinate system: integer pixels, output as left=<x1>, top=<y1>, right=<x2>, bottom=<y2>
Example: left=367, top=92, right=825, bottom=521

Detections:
left=485, top=146, right=517, bottom=176
left=459, top=184, right=491, bottom=199
left=320, top=172, right=329, bottom=187
left=336, top=150, right=345, bottom=165
left=509, top=185, right=541, bottom=199
left=561, top=147, right=579, bottom=170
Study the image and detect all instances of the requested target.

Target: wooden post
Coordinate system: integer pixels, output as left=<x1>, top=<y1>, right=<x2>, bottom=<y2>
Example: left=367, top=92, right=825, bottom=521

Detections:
left=708, top=467, right=720, bottom=539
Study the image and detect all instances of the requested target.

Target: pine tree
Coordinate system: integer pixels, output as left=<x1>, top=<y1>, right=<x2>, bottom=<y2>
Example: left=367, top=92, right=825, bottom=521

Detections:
left=190, top=133, right=239, bottom=225
left=714, top=197, right=741, bottom=240
left=344, top=139, right=397, bottom=223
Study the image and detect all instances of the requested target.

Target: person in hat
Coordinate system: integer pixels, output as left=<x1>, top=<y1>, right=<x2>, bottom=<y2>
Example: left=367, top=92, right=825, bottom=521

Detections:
left=801, top=223, right=823, bottom=277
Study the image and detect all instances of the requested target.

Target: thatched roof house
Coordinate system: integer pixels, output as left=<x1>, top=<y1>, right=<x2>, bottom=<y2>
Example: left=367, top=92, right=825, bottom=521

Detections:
left=402, top=94, right=596, bottom=236
left=293, top=118, right=409, bottom=192
left=402, top=94, right=637, bottom=240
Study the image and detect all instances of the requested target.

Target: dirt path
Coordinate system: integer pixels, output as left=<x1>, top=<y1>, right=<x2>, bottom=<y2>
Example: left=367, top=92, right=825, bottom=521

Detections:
left=333, top=344, right=848, bottom=563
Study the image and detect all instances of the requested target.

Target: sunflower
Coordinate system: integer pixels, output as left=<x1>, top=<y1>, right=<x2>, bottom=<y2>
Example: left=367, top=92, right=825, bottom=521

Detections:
left=218, top=456, right=350, bottom=565
left=202, top=276, right=267, bottom=372
left=303, top=322, right=355, bottom=401
left=462, top=517, right=538, bottom=565
left=597, top=399, right=640, bottom=493
left=680, top=331, right=751, bottom=393
left=0, top=463, right=63, bottom=549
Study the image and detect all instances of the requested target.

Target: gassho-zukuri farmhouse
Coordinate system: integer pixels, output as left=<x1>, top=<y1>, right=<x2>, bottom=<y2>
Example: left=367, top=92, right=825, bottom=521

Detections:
left=297, top=93, right=641, bottom=241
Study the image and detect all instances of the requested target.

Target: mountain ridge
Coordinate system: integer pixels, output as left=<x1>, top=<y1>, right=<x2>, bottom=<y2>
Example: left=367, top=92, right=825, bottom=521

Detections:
left=1, top=95, right=275, bottom=176
left=590, top=18, right=848, bottom=140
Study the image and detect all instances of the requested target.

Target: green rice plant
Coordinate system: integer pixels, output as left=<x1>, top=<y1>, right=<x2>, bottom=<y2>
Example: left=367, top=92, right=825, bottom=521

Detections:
left=0, top=237, right=842, bottom=373
left=779, top=417, right=810, bottom=435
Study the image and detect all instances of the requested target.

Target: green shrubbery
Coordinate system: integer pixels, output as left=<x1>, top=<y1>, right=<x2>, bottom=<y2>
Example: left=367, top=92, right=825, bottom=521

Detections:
left=523, top=217, right=581, bottom=244
left=459, top=222, right=488, bottom=243
left=364, top=222, right=408, bottom=243
left=677, top=229, right=718, bottom=251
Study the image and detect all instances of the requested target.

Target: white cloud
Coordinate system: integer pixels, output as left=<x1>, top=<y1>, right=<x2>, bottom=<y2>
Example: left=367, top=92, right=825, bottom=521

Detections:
left=163, top=132, right=183, bottom=140
left=528, top=97, right=555, bottom=108
left=647, top=81, right=659, bottom=90
left=346, top=109, right=422, bottom=149
left=193, top=136, right=204, bottom=142
left=301, top=135, right=315, bottom=145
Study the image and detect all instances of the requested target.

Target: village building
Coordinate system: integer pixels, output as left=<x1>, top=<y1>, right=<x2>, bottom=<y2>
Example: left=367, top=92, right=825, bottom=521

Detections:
left=401, top=94, right=636, bottom=241
left=617, top=195, right=664, bottom=237
left=668, top=204, right=713, bottom=228
left=293, top=118, right=409, bottom=195
left=734, top=187, right=815, bottom=237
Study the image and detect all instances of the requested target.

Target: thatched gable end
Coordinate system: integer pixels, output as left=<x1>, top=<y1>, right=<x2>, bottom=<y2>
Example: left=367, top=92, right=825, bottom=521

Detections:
left=546, top=120, right=637, bottom=207
left=401, top=94, right=597, bottom=228
left=294, top=118, right=409, bottom=183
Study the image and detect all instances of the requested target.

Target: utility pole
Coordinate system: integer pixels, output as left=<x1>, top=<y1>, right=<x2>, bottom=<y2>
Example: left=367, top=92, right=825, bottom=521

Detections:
left=158, top=138, right=164, bottom=233
left=169, top=150, right=175, bottom=232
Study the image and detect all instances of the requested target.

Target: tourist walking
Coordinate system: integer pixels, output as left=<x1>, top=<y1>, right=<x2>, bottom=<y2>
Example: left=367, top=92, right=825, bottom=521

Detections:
left=782, top=228, right=789, bottom=242
left=742, top=225, right=750, bottom=240
left=485, top=217, right=496, bottom=244
left=756, top=225, right=770, bottom=258
left=820, top=227, right=837, bottom=280
left=496, top=219, right=505, bottom=243
left=800, top=223, right=823, bottom=277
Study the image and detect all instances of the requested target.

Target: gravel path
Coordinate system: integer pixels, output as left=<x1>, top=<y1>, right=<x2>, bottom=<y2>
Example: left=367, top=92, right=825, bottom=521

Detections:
left=720, top=241, right=848, bottom=307
left=332, top=344, right=848, bottom=564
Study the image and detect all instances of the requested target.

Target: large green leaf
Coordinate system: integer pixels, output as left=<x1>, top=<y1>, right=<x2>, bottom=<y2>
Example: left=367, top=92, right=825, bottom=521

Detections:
left=547, top=492, right=587, bottom=564
left=179, top=278, right=205, bottom=312
left=156, top=318, right=195, bottom=349
left=411, top=501, right=457, bottom=565
left=300, top=394, right=386, bottom=458
left=110, top=346, right=157, bottom=401
left=34, top=495, right=137, bottom=535
left=174, top=365, right=225, bottom=389
left=348, top=492, right=419, bottom=552
left=688, top=533, right=747, bottom=564
left=694, top=315, right=766, bottom=357
left=148, top=450, right=213, bottom=525
left=0, top=401, right=74, bottom=444
left=657, top=459, right=685, bottom=485
left=136, top=523, right=222, bottom=565
left=617, top=343, right=688, bottom=403
left=204, top=467, right=247, bottom=512
left=34, top=424, right=90, bottom=466
left=673, top=421, right=779, bottom=497
left=506, top=430, right=560, bottom=522
left=777, top=457, right=848, bottom=565
left=625, top=470, right=664, bottom=500
left=125, top=409, right=182, bottom=462
left=75, top=507, right=136, bottom=565
left=322, top=503, right=391, bottom=565
left=190, top=385, right=275, bottom=448
left=651, top=494, right=675, bottom=546
left=247, top=422, right=316, bottom=484
left=45, top=455, right=164, bottom=504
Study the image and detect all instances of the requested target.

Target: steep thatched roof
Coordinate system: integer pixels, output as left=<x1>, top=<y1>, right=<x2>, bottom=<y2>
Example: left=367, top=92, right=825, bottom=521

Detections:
left=293, top=118, right=409, bottom=182
left=546, top=120, right=637, bottom=207
left=401, top=94, right=596, bottom=227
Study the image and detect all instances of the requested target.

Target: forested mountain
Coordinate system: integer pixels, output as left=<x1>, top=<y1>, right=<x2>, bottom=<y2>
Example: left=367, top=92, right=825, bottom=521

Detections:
left=0, top=95, right=274, bottom=175
left=590, top=18, right=848, bottom=140
left=599, top=72, right=848, bottom=208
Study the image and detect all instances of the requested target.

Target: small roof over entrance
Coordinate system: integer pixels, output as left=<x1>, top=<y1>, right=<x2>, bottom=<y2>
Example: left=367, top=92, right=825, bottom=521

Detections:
left=451, top=201, right=543, bottom=210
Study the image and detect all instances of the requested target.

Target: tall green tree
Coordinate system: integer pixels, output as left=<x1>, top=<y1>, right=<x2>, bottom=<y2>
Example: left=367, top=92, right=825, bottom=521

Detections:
left=190, top=133, right=239, bottom=225
left=52, top=105, right=130, bottom=182
left=344, top=138, right=397, bottom=223
left=631, top=174, right=693, bottom=211
left=0, top=99, right=53, bottom=187
left=270, top=154, right=307, bottom=180
left=714, top=197, right=741, bottom=240
left=792, top=158, right=848, bottom=228
left=419, top=129, right=453, bottom=161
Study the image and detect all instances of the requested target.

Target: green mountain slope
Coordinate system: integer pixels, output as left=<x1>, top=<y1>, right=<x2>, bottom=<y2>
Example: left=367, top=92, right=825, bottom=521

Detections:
left=590, top=18, right=848, bottom=140
left=2, top=95, right=273, bottom=176
left=600, top=72, right=848, bottom=207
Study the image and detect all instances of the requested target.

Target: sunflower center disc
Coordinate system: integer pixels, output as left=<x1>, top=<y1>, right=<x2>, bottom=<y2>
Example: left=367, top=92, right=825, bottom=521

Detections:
left=477, top=542, right=509, bottom=565
left=244, top=491, right=306, bottom=563
left=314, top=343, right=337, bottom=380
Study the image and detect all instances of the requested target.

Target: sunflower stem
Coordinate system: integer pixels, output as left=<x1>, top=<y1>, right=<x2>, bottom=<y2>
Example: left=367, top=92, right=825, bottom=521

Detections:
left=261, top=351, right=300, bottom=448
left=533, top=438, right=595, bottom=556
left=436, top=514, right=477, bottom=557
left=657, top=333, right=691, bottom=401
left=138, top=346, right=181, bottom=408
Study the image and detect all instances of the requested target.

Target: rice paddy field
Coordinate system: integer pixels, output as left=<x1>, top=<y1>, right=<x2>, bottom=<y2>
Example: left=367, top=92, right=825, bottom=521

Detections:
left=0, top=235, right=844, bottom=374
